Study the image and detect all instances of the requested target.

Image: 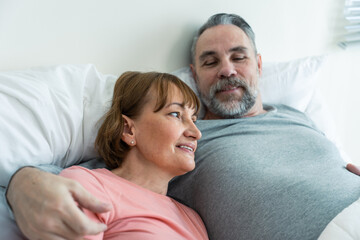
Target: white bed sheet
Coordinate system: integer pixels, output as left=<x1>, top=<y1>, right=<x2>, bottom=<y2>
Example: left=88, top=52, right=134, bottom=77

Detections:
left=0, top=188, right=25, bottom=239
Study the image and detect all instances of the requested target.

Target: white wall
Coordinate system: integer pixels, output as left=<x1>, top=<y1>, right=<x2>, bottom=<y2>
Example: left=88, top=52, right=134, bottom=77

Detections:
left=0, top=0, right=346, bottom=73
left=0, top=0, right=359, bottom=163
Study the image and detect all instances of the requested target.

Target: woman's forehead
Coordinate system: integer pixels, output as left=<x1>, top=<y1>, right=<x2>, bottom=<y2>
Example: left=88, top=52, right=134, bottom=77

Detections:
left=148, top=81, right=198, bottom=114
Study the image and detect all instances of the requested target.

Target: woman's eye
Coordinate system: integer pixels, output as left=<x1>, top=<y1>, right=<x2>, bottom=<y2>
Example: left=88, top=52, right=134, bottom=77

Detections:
left=169, top=112, right=180, bottom=118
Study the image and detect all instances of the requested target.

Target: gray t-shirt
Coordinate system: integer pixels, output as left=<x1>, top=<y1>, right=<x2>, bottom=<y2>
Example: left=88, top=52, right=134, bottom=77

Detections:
left=168, top=104, right=360, bottom=240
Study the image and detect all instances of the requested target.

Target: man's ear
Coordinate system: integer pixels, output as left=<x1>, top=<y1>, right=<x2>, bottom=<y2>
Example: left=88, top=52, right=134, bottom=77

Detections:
left=257, top=54, right=263, bottom=77
left=190, top=64, right=197, bottom=83
left=121, top=115, right=136, bottom=145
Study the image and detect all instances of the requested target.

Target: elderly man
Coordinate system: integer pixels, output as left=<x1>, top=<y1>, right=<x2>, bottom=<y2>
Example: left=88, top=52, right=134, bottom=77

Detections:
left=166, top=13, right=360, bottom=239
left=6, top=13, right=360, bottom=240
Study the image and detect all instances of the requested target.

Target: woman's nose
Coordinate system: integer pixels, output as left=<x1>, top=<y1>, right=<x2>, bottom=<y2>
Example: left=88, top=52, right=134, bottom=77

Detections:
left=185, top=121, right=202, bottom=140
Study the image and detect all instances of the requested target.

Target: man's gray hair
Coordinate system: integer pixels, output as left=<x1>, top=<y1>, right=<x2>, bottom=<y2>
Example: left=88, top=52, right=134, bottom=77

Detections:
left=191, top=13, right=257, bottom=65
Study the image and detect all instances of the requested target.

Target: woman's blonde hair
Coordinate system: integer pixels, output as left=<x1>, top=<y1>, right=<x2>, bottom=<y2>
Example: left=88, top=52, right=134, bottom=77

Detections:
left=95, top=71, right=200, bottom=169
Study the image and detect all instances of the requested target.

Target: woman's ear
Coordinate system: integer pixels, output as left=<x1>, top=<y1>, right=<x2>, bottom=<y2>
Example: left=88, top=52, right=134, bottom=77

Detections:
left=121, top=115, right=136, bottom=146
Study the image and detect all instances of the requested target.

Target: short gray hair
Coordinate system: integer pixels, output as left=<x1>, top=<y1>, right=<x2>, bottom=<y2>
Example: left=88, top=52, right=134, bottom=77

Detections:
left=191, top=13, right=257, bottom=65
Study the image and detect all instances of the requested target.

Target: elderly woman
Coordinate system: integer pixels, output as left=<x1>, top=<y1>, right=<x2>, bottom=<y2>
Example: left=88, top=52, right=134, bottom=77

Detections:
left=59, top=71, right=208, bottom=240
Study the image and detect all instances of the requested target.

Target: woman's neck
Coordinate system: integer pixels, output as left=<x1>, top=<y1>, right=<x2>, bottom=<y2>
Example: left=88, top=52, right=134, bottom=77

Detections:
left=111, top=154, right=172, bottom=195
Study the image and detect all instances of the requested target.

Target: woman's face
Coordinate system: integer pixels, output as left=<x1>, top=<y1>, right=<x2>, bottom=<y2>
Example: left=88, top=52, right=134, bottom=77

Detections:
left=132, top=84, right=202, bottom=177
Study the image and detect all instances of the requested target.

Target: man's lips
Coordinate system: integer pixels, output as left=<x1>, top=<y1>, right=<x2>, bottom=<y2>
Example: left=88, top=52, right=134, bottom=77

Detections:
left=216, top=85, right=241, bottom=94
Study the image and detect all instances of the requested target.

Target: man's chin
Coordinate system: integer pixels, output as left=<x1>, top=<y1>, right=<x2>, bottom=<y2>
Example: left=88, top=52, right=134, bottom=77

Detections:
left=215, top=91, right=243, bottom=102
left=209, top=104, right=242, bottom=118
left=215, top=99, right=241, bottom=110
left=210, top=99, right=256, bottom=118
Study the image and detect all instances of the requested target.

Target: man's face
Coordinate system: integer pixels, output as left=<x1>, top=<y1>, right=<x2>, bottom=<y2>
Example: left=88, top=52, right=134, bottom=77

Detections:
left=191, top=24, right=262, bottom=119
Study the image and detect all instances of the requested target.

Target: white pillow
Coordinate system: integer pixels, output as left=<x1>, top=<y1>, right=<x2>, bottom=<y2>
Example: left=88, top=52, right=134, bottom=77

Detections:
left=0, top=64, right=117, bottom=186
left=260, top=56, right=324, bottom=111
left=0, top=56, right=346, bottom=186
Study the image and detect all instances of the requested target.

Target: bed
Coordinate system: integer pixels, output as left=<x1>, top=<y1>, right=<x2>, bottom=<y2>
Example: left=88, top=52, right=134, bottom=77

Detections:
left=1, top=0, right=360, bottom=239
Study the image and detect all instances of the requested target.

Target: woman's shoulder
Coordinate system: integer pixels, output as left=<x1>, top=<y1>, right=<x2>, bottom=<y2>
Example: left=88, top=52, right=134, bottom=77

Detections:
left=60, top=165, right=113, bottom=177
left=59, top=166, right=114, bottom=196
left=60, top=166, right=104, bottom=180
left=171, top=199, right=203, bottom=220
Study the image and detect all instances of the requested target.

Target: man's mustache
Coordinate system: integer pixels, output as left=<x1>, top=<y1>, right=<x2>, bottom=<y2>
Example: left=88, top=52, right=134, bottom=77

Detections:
left=210, top=77, right=249, bottom=95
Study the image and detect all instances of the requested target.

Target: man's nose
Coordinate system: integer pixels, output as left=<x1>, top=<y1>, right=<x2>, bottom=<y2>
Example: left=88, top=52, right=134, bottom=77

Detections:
left=218, top=60, right=237, bottom=78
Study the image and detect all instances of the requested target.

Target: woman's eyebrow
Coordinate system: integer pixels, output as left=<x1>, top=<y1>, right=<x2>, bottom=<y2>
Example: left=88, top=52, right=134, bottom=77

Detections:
left=165, top=102, right=185, bottom=108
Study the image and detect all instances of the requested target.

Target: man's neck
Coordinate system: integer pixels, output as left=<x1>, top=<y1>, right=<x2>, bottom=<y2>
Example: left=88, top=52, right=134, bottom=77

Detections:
left=204, top=100, right=266, bottom=120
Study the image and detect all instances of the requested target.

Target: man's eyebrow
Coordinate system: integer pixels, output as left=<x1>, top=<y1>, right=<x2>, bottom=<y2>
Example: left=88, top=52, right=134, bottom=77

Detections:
left=199, top=51, right=216, bottom=62
left=229, top=46, right=248, bottom=53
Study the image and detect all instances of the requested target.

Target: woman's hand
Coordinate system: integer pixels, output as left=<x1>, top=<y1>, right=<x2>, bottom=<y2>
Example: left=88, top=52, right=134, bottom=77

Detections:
left=6, top=167, right=112, bottom=240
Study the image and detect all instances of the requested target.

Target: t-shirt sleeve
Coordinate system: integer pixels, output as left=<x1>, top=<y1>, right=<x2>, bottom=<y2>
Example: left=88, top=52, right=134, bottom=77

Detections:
left=60, top=166, right=112, bottom=240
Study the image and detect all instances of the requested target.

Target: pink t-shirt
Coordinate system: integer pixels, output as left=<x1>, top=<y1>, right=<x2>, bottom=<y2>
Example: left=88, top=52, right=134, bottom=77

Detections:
left=60, top=166, right=208, bottom=240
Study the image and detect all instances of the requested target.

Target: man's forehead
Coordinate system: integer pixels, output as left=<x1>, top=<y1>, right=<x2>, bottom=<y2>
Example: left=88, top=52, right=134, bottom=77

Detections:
left=195, top=25, right=252, bottom=57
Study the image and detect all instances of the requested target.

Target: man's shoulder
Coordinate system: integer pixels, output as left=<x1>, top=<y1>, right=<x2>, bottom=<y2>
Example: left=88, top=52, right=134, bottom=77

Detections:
left=265, top=103, right=307, bottom=118
left=264, top=103, right=318, bottom=130
left=264, top=103, right=300, bottom=113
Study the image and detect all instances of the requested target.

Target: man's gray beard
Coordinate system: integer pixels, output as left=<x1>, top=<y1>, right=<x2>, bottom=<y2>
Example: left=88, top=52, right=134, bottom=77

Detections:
left=197, top=77, right=257, bottom=118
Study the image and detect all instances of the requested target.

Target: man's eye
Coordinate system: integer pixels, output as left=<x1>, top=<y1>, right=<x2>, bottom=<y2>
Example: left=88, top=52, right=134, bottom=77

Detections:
left=204, top=61, right=215, bottom=66
left=169, top=112, right=180, bottom=118
left=233, top=57, right=246, bottom=61
left=203, top=59, right=217, bottom=66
